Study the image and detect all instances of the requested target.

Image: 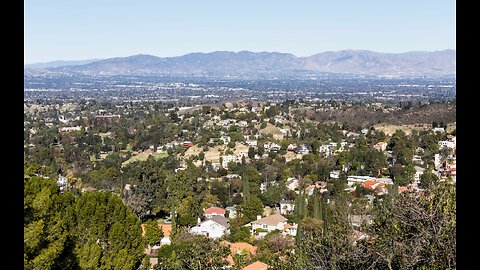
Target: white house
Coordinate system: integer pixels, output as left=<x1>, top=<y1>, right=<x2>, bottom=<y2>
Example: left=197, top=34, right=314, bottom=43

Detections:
left=190, top=216, right=230, bottom=239
left=285, top=178, right=299, bottom=191
left=249, top=214, right=288, bottom=237
left=330, top=170, right=340, bottom=179
left=57, top=174, right=67, bottom=189
left=279, top=200, right=295, bottom=215
left=438, top=140, right=455, bottom=149
left=226, top=206, right=237, bottom=219
left=58, top=126, right=82, bottom=132
left=282, top=223, right=298, bottom=237
left=264, top=142, right=281, bottom=152
left=222, top=155, right=241, bottom=169
left=295, top=144, right=309, bottom=154
left=245, top=140, right=258, bottom=147
left=221, top=135, right=231, bottom=144
left=414, top=166, right=426, bottom=182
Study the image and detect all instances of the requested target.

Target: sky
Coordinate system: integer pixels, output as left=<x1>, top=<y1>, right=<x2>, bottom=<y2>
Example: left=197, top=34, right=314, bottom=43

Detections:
left=24, top=0, right=456, bottom=64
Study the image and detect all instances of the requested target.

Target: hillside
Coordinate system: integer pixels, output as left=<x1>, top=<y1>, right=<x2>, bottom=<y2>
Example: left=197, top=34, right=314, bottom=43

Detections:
left=311, top=102, right=456, bottom=127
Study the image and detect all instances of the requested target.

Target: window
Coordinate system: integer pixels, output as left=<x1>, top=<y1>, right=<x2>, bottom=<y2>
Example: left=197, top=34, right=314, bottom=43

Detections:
left=263, top=224, right=267, bottom=229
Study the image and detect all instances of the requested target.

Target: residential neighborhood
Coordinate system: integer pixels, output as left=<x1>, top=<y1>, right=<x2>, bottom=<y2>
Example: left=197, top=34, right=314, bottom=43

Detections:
left=25, top=97, right=456, bottom=269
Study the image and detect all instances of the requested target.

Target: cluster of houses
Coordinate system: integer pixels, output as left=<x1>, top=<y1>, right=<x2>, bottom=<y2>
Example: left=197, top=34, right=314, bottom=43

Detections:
left=143, top=205, right=289, bottom=269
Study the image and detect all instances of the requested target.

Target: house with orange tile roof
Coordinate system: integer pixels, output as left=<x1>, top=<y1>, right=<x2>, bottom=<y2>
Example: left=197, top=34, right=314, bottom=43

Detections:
left=242, top=261, right=270, bottom=270
left=221, top=240, right=257, bottom=266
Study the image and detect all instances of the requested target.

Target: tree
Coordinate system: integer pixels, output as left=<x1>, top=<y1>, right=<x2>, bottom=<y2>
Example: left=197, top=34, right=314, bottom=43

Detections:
left=24, top=168, right=145, bottom=270
left=176, top=196, right=200, bottom=227
left=370, top=182, right=456, bottom=269
left=240, top=195, right=264, bottom=223
left=155, top=233, right=229, bottom=270
left=228, top=220, right=253, bottom=243
left=419, top=170, right=439, bottom=189
left=201, top=193, right=220, bottom=209
left=144, top=220, right=164, bottom=246
left=248, top=147, right=255, bottom=159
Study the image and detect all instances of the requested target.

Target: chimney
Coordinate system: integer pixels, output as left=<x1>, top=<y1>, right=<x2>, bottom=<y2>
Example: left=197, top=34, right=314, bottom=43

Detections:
left=257, top=215, right=262, bottom=220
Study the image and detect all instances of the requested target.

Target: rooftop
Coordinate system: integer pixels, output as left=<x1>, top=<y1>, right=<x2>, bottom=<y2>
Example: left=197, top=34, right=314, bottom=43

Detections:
left=251, top=214, right=287, bottom=226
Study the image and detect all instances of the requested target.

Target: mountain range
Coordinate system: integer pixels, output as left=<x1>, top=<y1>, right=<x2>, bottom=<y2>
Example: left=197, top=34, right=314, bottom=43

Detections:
left=24, top=50, right=456, bottom=77
left=24, top=59, right=102, bottom=69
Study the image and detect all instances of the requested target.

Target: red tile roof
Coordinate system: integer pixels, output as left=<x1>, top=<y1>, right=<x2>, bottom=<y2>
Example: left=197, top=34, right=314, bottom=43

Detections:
left=204, top=207, right=226, bottom=215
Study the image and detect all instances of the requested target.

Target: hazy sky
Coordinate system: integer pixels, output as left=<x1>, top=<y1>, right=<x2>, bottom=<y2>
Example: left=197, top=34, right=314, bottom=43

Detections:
left=24, top=0, right=455, bottom=64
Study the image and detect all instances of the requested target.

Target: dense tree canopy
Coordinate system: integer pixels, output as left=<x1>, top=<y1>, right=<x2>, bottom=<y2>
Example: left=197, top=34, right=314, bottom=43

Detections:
left=24, top=164, right=146, bottom=270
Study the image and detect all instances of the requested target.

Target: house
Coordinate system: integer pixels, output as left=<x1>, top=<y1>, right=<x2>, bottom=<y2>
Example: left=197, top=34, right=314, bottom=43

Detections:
left=360, top=180, right=387, bottom=195
left=221, top=135, right=231, bottom=144
left=414, top=166, right=426, bottom=181
left=412, top=155, right=424, bottom=165
left=285, top=178, right=299, bottom=191
left=58, top=126, right=82, bottom=132
left=222, top=155, right=241, bottom=169
left=305, top=185, right=317, bottom=196
left=246, top=140, right=258, bottom=147
left=226, top=206, right=238, bottom=219
left=225, top=174, right=241, bottom=179
left=238, top=121, right=249, bottom=128
left=295, top=144, right=309, bottom=154
left=287, top=144, right=297, bottom=151
left=279, top=200, right=295, bottom=215
left=347, top=132, right=359, bottom=138
left=330, top=170, right=340, bottom=179
left=347, top=175, right=393, bottom=186
left=57, top=174, right=67, bottom=189
left=204, top=207, right=226, bottom=218
left=221, top=241, right=257, bottom=266
left=158, top=224, right=172, bottom=245
left=182, top=141, right=194, bottom=148
left=432, top=127, right=445, bottom=133
left=263, top=142, right=281, bottom=152
left=438, top=140, right=455, bottom=149
left=319, top=143, right=336, bottom=156
left=190, top=215, right=230, bottom=239
left=249, top=214, right=288, bottom=237
left=242, top=261, right=270, bottom=270
left=373, top=142, right=388, bottom=152
left=282, top=223, right=298, bottom=237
